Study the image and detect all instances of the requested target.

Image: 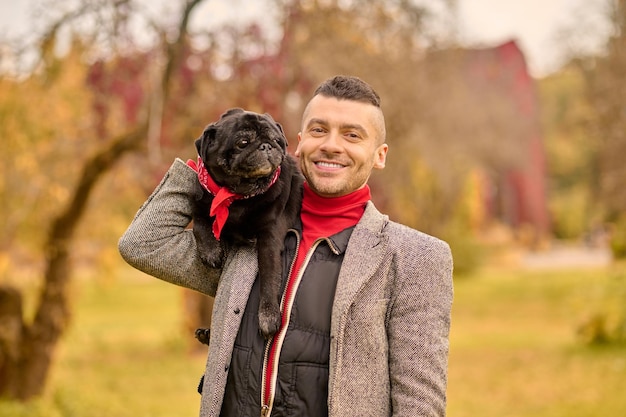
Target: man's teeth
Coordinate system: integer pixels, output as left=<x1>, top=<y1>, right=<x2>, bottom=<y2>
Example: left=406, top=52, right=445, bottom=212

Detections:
left=316, top=161, right=343, bottom=168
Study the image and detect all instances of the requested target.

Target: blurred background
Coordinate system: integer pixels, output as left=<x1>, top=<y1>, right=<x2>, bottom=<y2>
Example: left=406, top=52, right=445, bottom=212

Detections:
left=0, top=0, right=625, bottom=415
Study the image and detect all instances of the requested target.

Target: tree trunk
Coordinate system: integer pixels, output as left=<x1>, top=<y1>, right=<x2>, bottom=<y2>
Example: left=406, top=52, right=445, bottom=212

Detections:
left=0, top=286, right=25, bottom=398
left=0, top=126, right=146, bottom=400
left=0, top=0, right=204, bottom=400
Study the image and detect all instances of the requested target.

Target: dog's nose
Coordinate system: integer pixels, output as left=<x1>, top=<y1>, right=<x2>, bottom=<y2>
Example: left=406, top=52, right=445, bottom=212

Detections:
left=259, top=143, right=272, bottom=152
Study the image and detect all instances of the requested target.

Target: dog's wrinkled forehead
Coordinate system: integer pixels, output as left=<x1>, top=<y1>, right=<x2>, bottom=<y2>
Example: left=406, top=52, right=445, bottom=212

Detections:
left=195, top=108, right=287, bottom=160
left=219, top=109, right=285, bottom=142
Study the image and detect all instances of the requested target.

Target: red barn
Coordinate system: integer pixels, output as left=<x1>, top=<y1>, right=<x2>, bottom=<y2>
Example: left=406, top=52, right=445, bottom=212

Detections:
left=465, top=40, right=551, bottom=243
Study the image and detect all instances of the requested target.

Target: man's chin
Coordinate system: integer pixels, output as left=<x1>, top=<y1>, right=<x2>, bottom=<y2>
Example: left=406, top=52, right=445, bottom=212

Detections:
left=307, top=179, right=347, bottom=198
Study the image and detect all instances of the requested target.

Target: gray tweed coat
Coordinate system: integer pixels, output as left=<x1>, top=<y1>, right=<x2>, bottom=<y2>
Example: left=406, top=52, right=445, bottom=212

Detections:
left=118, top=158, right=453, bottom=417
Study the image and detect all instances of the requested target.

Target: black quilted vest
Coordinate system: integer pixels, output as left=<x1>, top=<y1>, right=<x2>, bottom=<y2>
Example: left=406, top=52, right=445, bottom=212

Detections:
left=219, top=226, right=354, bottom=417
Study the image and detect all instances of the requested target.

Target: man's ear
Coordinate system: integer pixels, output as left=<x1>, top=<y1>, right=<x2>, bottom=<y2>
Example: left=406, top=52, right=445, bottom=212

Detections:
left=294, top=132, right=302, bottom=157
left=373, top=143, right=388, bottom=170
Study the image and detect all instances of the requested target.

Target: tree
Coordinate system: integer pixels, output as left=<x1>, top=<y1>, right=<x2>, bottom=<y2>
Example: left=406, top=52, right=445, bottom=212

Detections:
left=564, top=0, right=626, bottom=344
left=538, top=67, right=599, bottom=240
left=0, top=0, right=205, bottom=400
left=580, top=0, right=626, bottom=256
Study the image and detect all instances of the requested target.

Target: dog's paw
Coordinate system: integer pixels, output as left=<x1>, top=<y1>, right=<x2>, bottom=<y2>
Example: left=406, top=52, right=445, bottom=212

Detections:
left=193, top=224, right=225, bottom=268
left=195, top=328, right=211, bottom=346
left=199, top=245, right=224, bottom=268
left=258, top=302, right=281, bottom=339
left=199, top=252, right=224, bottom=269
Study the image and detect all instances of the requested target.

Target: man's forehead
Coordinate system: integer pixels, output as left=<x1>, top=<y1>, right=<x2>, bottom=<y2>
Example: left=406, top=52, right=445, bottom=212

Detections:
left=305, top=116, right=367, bottom=132
left=304, top=96, right=378, bottom=122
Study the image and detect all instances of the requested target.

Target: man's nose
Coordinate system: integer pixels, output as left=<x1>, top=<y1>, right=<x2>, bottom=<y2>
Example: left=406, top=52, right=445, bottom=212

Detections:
left=320, top=130, right=341, bottom=151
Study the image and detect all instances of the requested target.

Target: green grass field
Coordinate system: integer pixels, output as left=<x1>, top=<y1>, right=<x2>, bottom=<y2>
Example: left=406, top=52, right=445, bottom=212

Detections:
left=2, top=262, right=625, bottom=417
left=447, top=263, right=626, bottom=417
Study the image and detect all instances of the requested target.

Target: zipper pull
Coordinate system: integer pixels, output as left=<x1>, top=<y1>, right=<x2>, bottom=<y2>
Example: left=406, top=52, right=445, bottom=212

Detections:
left=261, top=404, right=270, bottom=417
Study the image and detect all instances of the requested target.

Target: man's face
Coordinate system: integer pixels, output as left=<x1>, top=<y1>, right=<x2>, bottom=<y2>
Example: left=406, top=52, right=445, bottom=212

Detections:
left=295, top=95, right=388, bottom=198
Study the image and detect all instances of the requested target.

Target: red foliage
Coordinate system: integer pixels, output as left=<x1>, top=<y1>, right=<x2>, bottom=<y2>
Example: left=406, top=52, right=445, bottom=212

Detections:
left=86, top=54, right=148, bottom=137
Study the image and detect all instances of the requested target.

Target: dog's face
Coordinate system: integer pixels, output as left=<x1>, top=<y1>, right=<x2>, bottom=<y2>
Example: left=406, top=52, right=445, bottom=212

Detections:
left=196, top=108, right=288, bottom=194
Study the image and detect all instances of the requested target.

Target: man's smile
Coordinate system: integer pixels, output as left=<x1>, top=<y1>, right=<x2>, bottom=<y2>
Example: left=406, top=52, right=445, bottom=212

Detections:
left=314, top=161, right=346, bottom=170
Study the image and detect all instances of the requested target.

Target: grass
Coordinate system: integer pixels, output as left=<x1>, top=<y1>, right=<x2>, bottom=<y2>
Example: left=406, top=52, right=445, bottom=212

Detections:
left=1, top=269, right=207, bottom=417
left=2, top=262, right=625, bottom=416
left=447, top=263, right=626, bottom=417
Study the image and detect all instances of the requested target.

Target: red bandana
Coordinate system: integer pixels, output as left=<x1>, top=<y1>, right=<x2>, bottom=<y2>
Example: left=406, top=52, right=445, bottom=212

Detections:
left=187, top=157, right=281, bottom=240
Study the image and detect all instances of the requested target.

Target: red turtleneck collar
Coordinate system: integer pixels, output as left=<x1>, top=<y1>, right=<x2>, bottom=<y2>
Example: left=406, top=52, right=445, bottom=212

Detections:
left=288, top=182, right=371, bottom=278
left=300, top=182, right=371, bottom=243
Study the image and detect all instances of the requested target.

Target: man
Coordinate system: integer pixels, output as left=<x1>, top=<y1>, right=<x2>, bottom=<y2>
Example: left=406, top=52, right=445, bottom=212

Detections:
left=119, top=75, right=453, bottom=416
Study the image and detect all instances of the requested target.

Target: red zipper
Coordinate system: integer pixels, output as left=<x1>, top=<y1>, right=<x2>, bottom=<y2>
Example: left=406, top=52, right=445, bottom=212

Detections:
left=260, top=238, right=320, bottom=416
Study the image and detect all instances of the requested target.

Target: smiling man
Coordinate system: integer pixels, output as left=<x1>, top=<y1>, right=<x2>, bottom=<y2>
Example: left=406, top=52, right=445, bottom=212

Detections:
left=296, top=86, right=388, bottom=198
left=119, top=75, right=454, bottom=417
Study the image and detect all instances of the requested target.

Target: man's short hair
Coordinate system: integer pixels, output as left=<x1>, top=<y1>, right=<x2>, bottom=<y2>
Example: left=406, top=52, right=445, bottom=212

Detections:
left=313, top=75, right=381, bottom=108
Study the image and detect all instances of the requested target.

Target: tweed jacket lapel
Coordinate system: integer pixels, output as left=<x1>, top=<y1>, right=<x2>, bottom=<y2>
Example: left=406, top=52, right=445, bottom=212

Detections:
left=331, top=202, right=389, bottom=331
left=202, top=246, right=258, bottom=415
left=212, top=246, right=258, bottom=348
left=217, top=245, right=258, bottom=319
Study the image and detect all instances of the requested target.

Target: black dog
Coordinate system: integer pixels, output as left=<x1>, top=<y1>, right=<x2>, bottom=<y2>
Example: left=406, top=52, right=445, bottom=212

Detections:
left=191, top=108, right=303, bottom=339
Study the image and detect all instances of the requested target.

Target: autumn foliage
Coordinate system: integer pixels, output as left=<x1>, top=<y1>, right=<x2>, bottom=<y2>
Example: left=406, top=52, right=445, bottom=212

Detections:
left=1, top=0, right=624, bottom=400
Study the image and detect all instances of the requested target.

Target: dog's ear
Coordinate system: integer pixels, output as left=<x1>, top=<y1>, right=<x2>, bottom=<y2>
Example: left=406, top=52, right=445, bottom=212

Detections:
left=195, top=123, right=218, bottom=157
left=275, top=122, right=287, bottom=151
left=264, top=113, right=288, bottom=151
left=220, top=108, right=245, bottom=120
left=273, top=120, right=285, bottom=135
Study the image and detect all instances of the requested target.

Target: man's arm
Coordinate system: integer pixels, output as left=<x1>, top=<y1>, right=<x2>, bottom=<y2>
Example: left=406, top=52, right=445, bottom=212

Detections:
left=118, top=158, right=220, bottom=296
left=388, top=235, right=454, bottom=416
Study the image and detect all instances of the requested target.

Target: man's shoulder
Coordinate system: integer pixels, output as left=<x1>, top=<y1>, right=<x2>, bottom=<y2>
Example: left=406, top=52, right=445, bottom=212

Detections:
left=360, top=202, right=450, bottom=252
left=384, top=219, right=449, bottom=250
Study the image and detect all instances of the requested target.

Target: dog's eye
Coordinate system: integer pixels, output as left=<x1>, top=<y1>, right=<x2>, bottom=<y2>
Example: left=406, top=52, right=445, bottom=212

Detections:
left=236, top=139, right=249, bottom=149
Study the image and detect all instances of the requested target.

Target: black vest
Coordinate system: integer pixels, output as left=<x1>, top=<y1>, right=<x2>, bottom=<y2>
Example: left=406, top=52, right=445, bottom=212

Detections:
left=220, top=227, right=354, bottom=417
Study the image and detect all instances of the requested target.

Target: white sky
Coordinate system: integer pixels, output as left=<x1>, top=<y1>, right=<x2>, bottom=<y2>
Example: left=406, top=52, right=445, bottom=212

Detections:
left=0, top=0, right=611, bottom=77
left=455, top=0, right=609, bottom=76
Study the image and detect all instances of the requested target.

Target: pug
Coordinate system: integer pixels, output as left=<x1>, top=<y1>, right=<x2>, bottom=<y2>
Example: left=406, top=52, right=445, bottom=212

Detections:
left=190, top=108, right=303, bottom=339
